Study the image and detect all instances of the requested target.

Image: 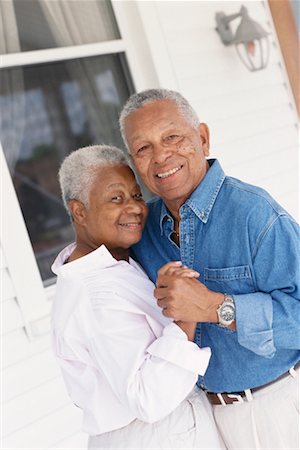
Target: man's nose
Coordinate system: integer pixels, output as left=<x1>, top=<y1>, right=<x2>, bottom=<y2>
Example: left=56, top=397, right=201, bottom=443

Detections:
left=152, top=143, right=172, bottom=164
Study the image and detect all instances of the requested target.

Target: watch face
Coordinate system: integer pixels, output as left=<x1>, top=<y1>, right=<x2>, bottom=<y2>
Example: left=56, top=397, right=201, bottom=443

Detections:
left=220, top=304, right=235, bottom=322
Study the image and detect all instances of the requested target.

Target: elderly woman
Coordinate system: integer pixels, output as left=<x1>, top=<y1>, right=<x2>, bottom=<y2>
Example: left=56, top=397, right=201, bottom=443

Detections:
left=51, top=145, right=224, bottom=449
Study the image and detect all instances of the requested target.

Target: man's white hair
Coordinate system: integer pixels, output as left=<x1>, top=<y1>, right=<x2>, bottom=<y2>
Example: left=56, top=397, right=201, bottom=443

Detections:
left=59, top=144, right=130, bottom=213
left=119, top=88, right=200, bottom=151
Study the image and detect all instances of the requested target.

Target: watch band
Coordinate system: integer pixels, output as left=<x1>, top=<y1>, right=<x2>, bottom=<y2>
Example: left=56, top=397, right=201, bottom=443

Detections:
left=216, top=293, right=235, bottom=327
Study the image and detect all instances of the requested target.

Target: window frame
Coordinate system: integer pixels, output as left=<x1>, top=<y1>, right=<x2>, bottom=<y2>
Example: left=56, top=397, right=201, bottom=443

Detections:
left=0, top=0, right=158, bottom=336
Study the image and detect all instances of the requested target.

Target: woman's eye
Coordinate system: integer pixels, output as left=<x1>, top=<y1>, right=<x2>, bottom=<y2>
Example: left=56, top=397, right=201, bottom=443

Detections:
left=133, top=193, right=143, bottom=200
left=111, top=195, right=122, bottom=202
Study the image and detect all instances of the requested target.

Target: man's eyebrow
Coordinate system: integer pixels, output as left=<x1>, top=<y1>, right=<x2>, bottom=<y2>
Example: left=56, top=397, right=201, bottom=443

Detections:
left=129, top=122, right=178, bottom=143
left=129, top=135, right=144, bottom=144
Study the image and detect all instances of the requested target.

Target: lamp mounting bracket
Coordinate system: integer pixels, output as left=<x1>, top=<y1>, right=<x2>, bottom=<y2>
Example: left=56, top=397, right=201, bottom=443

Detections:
left=215, top=6, right=246, bottom=46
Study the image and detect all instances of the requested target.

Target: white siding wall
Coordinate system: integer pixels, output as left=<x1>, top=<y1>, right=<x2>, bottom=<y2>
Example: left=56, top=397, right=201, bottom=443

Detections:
left=1, top=241, right=86, bottom=448
left=137, top=0, right=299, bottom=219
left=1, top=1, right=298, bottom=449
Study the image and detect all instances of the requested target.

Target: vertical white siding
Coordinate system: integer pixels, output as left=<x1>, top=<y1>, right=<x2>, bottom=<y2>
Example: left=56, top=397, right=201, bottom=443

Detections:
left=137, top=0, right=299, bottom=219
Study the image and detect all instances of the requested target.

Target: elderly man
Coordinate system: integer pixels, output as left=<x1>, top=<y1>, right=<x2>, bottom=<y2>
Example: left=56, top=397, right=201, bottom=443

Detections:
left=119, top=89, right=300, bottom=449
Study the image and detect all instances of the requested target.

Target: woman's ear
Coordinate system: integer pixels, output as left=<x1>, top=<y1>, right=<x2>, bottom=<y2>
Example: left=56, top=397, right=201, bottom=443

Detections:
left=68, top=200, right=87, bottom=225
left=199, top=123, right=210, bottom=156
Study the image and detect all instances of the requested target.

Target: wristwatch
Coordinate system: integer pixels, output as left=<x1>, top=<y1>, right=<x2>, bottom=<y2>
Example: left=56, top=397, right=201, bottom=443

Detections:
left=216, top=293, right=235, bottom=327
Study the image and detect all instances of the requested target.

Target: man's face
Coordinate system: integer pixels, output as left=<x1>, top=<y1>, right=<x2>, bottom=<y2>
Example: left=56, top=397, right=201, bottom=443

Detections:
left=123, top=100, right=210, bottom=206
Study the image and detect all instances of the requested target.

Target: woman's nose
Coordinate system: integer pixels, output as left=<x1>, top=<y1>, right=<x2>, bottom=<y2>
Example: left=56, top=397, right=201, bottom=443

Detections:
left=125, top=198, right=144, bottom=213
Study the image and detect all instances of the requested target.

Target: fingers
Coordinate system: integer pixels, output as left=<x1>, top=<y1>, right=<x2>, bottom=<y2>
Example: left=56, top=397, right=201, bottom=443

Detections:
left=158, top=261, right=182, bottom=276
left=154, top=286, right=167, bottom=300
left=157, top=298, right=167, bottom=309
left=174, top=268, right=200, bottom=278
left=158, top=261, right=199, bottom=279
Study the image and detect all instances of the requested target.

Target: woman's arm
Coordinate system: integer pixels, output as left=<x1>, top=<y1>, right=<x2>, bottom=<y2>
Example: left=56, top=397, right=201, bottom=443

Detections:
left=87, top=299, right=210, bottom=423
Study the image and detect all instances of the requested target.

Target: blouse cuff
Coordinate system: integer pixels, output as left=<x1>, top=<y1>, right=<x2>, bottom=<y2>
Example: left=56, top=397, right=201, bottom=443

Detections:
left=147, top=323, right=211, bottom=375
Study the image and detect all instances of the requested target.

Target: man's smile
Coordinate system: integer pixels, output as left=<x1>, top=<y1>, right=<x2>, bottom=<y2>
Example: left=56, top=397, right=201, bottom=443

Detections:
left=156, top=165, right=183, bottom=179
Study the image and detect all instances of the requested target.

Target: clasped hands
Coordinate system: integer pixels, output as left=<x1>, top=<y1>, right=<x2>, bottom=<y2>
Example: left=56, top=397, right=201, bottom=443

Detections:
left=154, top=262, right=223, bottom=324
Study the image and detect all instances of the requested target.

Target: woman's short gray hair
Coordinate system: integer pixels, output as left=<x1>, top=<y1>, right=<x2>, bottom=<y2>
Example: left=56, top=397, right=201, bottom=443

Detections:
left=59, top=144, right=130, bottom=212
left=119, top=89, right=200, bottom=151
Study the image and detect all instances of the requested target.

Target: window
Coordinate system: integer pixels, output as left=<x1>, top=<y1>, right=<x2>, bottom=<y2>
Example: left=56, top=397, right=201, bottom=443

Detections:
left=0, top=0, right=136, bottom=285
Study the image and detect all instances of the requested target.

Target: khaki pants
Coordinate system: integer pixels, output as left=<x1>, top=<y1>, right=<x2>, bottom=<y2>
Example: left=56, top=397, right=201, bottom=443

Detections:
left=88, top=387, right=225, bottom=449
left=213, top=367, right=300, bottom=449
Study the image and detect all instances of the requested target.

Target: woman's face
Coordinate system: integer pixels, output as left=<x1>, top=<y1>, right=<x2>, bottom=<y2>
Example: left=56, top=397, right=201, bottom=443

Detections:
left=81, top=165, right=148, bottom=258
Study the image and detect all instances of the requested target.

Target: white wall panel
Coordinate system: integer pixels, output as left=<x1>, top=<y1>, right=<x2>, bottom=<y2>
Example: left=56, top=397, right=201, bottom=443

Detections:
left=2, top=328, right=50, bottom=368
left=2, top=268, right=15, bottom=302
left=2, top=299, right=24, bottom=335
left=2, top=404, right=84, bottom=449
left=0, top=244, right=7, bottom=269
left=1, top=2, right=299, bottom=450
left=137, top=0, right=299, bottom=219
left=2, top=377, right=69, bottom=436
left=3, top=350, right=60, bottom=402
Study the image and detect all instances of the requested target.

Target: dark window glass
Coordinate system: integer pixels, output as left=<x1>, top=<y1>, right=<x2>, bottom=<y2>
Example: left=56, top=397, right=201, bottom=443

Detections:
left=0, top=53, right=136, bottom=284
left=10, top=0, right=120, bottom=53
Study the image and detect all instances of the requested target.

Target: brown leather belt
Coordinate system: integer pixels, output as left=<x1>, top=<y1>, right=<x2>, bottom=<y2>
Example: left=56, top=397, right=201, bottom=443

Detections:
left=206, top=362, right=300, bottom=406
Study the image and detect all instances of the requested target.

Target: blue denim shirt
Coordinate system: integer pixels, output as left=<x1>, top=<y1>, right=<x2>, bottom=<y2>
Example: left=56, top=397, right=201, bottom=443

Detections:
left=131, top=159, right=300, bottom=392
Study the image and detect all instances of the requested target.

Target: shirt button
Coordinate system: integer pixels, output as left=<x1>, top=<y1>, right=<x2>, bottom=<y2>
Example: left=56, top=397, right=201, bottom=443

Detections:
left=200, top=211, right=207, bottom=220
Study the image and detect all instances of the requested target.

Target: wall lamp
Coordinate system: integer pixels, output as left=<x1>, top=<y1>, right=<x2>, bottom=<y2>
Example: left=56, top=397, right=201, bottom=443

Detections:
left=215, top=5, right=270, bottom=71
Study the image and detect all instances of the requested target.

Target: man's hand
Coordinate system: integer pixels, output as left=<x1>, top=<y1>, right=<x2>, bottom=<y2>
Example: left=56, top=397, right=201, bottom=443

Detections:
left=154, top=262, right=224, bottom=323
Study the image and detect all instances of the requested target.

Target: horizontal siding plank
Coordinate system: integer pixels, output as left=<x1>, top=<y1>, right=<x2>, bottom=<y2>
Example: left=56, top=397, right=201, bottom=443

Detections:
left=223, top=146, right=297, bottom=186
left=2, top=268, right=16, bottom=302
left=2, top=403, right=84, bottom=449
left=3, top=377, right=70, bottom=437
left=3, top=349, right=60, bottom=402
left=2, top=298, right=24, bottom=335
left=2, top=328, right=50, bottom=369
left=169, top=41, right=279, bottom=70
left=211, top=104, right=296, bottom=147
left=165, top=25, right=275, bottom=56
left=179, top=62, right=284, bottom=94
left=156, top=1, right=268, bottom=32
left=191, top=84, right=290, bottom=123
left=255, top=167, right=299, bottom=197
left=210, top=125, right=298, bottom=168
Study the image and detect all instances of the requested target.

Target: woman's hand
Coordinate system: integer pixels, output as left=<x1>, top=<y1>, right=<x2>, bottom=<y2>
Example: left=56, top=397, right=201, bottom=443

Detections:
left=157, top=262, right=199, bottom=341
left=157, top=261, right=200, bottom=279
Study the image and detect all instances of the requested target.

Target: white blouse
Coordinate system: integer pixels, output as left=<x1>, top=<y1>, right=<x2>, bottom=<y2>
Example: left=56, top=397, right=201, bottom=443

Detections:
left=51, top=244, right=211, bottom=435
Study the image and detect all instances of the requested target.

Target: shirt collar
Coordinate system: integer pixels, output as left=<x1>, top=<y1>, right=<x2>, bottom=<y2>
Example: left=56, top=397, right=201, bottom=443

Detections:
left=51, top=243, right=122, bottom=276
left=159, top=159, right=225, bottom=233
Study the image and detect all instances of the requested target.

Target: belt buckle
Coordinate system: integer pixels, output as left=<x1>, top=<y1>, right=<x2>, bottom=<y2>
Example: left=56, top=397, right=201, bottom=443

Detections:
left=227, top=393, right=244, bottom=403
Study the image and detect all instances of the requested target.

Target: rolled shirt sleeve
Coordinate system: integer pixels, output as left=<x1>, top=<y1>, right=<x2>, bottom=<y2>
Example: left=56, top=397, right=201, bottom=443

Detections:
left=235, top=215, right=300, bottom=357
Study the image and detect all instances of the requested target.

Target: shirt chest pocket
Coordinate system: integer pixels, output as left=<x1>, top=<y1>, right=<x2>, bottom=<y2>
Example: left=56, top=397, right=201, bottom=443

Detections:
left=204, top=265, right=255, bottom=295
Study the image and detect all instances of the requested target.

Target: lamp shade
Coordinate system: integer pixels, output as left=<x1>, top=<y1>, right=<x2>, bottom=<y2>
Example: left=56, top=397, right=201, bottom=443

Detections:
left=233, top=7, right=270, bottom=71
left=234, top=10, right=269, bottom=44
left=215, top=5, right=270, bottom=71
